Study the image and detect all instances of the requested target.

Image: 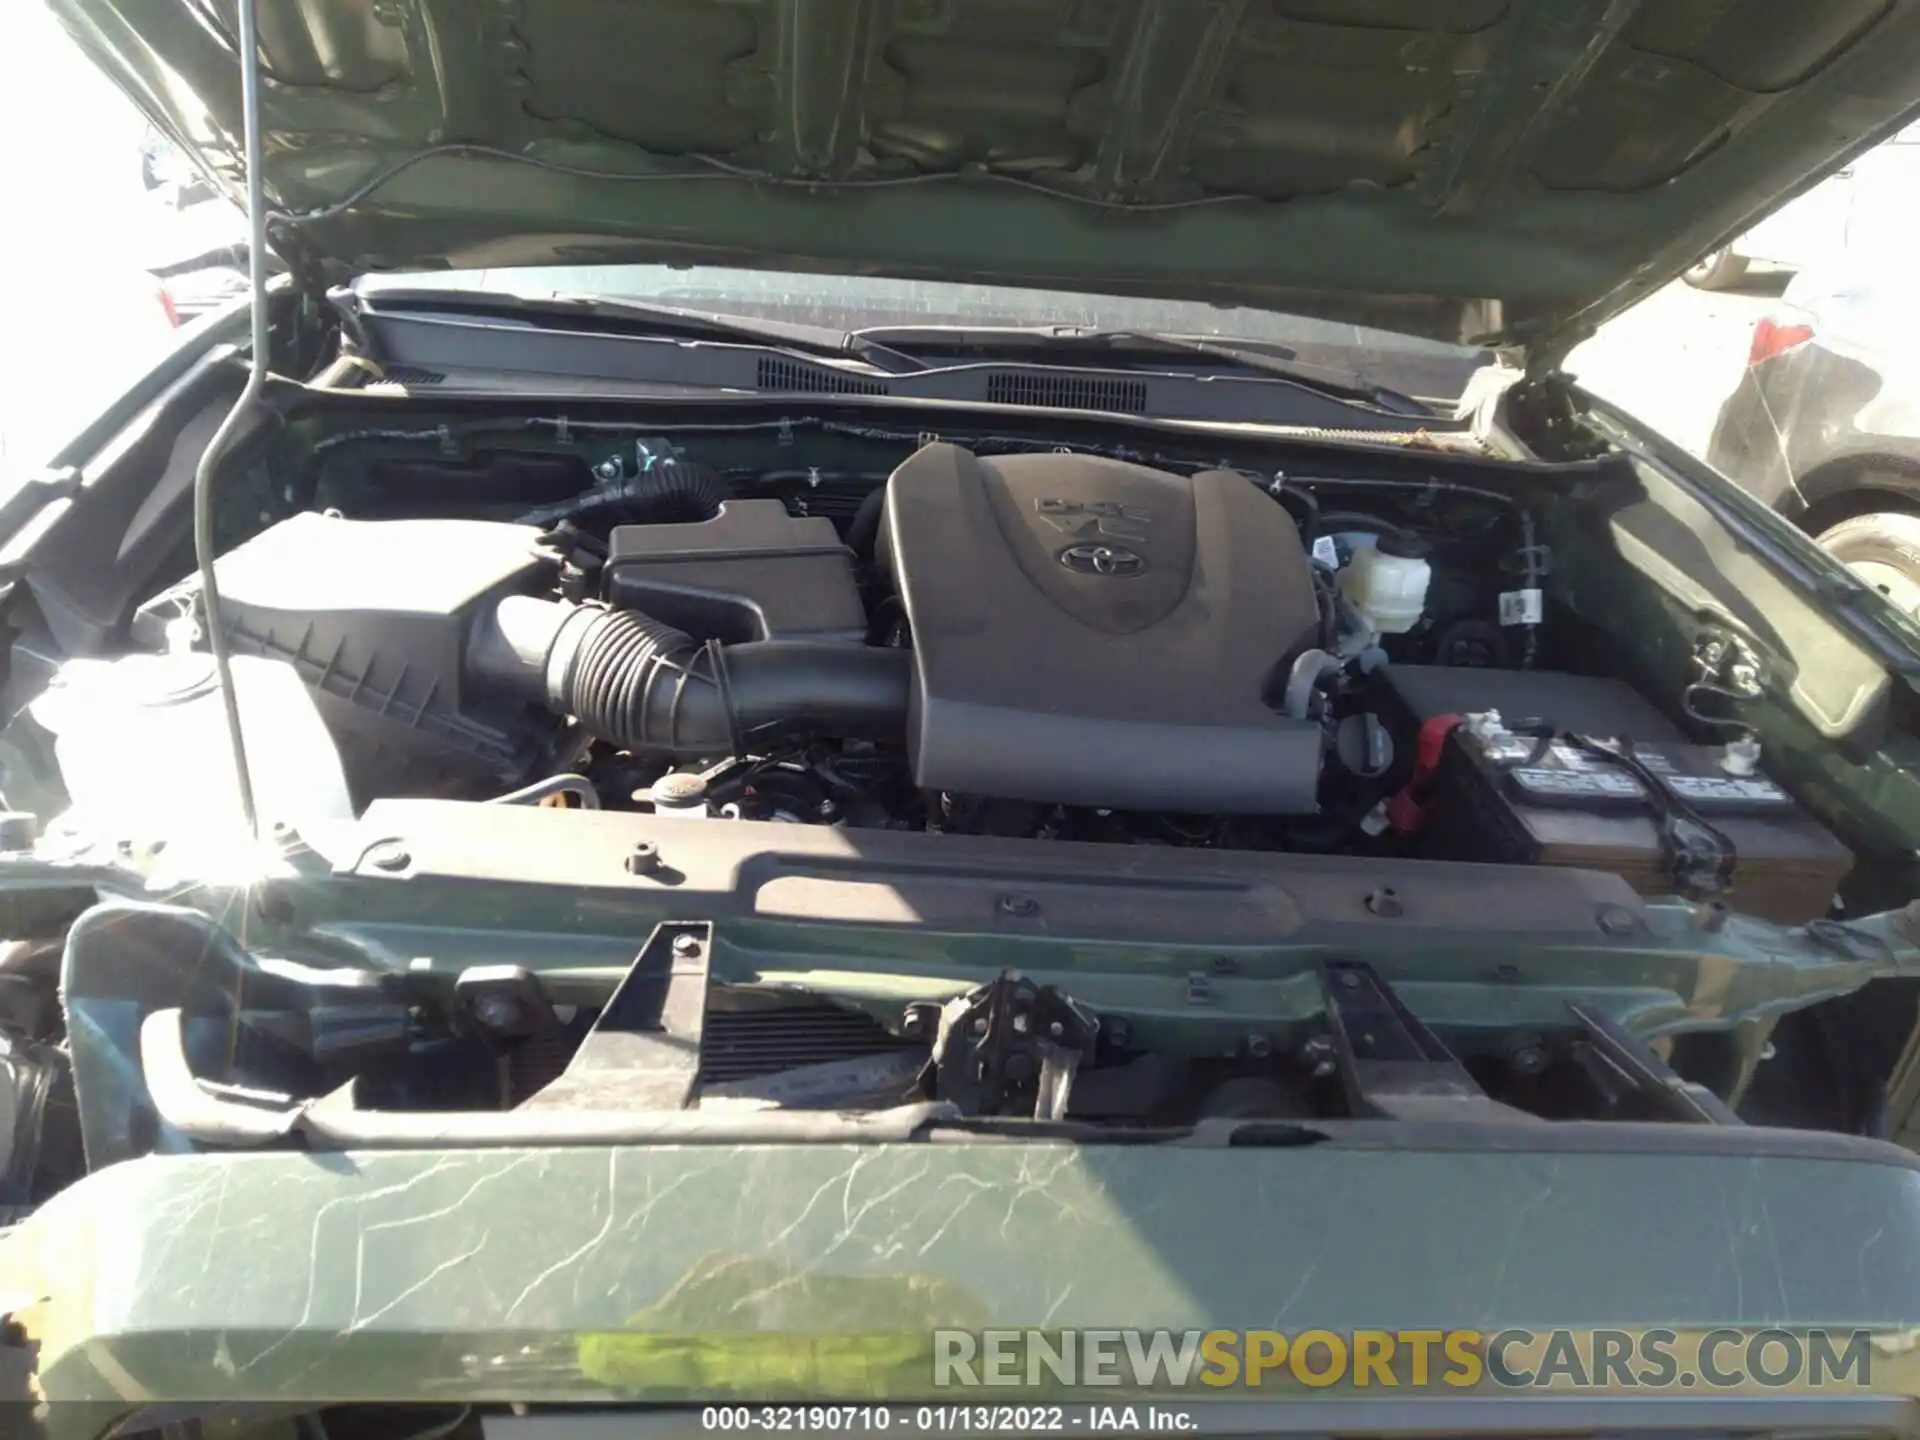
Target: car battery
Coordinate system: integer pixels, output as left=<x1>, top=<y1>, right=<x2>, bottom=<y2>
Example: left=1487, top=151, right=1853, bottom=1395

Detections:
left=1379, top=666, right=1853, bottom=925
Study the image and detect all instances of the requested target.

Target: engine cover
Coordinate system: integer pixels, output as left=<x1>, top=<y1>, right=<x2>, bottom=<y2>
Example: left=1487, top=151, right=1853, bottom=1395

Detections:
left=880, top=443, right=1324, bottom=813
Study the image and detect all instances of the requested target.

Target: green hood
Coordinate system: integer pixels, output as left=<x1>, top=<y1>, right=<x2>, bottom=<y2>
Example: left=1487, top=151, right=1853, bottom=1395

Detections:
left=46, top=0, right=1920, bottom=356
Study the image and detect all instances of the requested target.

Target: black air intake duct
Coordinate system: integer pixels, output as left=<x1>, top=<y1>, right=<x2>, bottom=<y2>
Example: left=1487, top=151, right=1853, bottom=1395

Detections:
left=469, top=596, right=909, bottom=753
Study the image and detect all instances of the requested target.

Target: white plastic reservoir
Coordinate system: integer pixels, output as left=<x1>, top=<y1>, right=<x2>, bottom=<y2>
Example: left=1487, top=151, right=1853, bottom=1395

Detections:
left=1337, top=534, right=1432, bottom=635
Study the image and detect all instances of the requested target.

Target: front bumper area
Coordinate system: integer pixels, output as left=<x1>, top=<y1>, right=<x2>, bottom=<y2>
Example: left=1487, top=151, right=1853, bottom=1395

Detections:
left=7, top=1131, right=1920, bottom=1430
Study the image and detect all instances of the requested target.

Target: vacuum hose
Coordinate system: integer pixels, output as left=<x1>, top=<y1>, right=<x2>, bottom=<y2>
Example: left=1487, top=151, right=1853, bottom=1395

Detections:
left=469, top=596, right=910, bottom=753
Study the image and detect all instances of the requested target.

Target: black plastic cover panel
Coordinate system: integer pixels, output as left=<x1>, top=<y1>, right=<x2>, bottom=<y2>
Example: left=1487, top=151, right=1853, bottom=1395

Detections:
left=882, top=444, right=1322, bottom=813
left=606, top=500, right=864, bottom=643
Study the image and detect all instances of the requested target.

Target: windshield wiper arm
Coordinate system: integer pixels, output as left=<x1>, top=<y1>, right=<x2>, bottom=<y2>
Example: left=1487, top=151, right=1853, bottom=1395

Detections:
left=346, top=287, right=943, bottom=374
left=849, top=324, right=1434, bottom=416
left=346, top=286, right=861, bottom=355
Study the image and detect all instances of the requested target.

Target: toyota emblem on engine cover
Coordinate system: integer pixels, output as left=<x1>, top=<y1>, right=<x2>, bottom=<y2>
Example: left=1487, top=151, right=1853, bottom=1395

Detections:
left=1059, top=543, right=1146, bottom=577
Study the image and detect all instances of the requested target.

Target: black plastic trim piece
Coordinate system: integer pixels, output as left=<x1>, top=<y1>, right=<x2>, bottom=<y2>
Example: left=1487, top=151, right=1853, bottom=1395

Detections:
left=355, top=306, right=1456, bottom=432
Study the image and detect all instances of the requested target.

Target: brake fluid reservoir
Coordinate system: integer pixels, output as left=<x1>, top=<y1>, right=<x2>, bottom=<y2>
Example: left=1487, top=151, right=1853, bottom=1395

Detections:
left=30, top=652, right=354, bottom=843
left=1338, top=535, right=1431, bottom=634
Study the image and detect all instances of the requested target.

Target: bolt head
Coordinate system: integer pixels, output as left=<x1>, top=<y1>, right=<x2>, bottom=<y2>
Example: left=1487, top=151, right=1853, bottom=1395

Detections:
left=1504, top=1033, right=1549, bottom=1077
left=671, top=932, right=701, bottom=958
left=1596, top=903, right=1640, bottom=937
left=1364, top=887, right=1404, bottom=918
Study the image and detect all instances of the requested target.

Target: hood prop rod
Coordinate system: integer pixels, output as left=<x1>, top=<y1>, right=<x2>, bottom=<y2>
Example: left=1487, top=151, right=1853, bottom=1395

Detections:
left=191, top=0, right=269, bottom=837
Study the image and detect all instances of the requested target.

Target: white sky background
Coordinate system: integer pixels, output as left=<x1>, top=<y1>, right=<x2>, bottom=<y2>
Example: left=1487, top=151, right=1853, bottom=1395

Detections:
left=0, top=3, right=178, bottom=482
left=0, top=5, right=1894, bottom=485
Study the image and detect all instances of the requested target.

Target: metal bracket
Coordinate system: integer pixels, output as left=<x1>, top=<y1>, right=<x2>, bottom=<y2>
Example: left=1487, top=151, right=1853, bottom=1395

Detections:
left=907, top=971, right=1098, bottom=1120
left=522, top=921, right=711, bottom=1111
left=1686, top=625, right=1767, bottom=734
left=1321, top=961, right=1495, bottom=1120
left=1691, top=626, right=1766, bottom=697
left=1566, top=1004, right=1742, bottom=1124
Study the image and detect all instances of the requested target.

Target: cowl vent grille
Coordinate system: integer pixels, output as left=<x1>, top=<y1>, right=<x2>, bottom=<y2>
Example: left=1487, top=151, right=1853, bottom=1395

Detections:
left=987, top=371, right=1147, bottom=413
left=757, top=355, right=888, bottom=395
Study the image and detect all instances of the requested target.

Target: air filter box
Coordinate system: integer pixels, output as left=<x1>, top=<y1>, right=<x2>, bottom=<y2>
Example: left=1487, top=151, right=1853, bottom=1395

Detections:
left=200, top=512, right=555, bottom=799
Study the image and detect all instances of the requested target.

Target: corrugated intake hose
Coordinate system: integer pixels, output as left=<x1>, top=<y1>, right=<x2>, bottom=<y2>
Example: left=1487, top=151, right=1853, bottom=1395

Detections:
left=469, top=595, right=910, bottom=753
left=516, top=451, right=728, bottom=528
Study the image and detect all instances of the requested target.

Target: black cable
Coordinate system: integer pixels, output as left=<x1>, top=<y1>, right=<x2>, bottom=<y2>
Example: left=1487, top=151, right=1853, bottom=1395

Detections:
left=311, top=414, right=1458, bottom=478
left=1316, top=509, right=1417, bottom=541
left=1273, top=478, right=1320, bottom=541
left=1262, top=474, right=1523, bottom=508
left=265, top=142, right=1264, bottom=227
left=1482, top=725, right=1738, bottom=897
left=1517, top=507, right=1545, bottom=669
left=1310, top=566, right=1340, bottom=651
left=1562, top=733, right=1738, bottom=898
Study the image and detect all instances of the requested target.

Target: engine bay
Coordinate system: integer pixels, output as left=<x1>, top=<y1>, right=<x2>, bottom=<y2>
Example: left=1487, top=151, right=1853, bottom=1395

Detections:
left=35, top=418, right=1850, bottom=920
left=0, top=391, right=1907, bottom=1191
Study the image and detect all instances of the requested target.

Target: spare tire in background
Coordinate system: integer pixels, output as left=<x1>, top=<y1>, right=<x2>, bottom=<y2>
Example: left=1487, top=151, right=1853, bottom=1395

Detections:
left=1684, top=248, right=1750, bottom=291
left=1817, top=511, right=1920, bottom=620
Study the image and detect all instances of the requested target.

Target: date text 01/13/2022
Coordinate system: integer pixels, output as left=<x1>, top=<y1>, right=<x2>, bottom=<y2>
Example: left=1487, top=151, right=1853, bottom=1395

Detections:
left=699, top=1406, right=1199, bottom=1433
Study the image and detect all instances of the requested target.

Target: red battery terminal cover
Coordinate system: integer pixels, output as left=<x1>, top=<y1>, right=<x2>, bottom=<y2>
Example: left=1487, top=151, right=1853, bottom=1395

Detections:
left=1387, top=712, right=1463, bottom=835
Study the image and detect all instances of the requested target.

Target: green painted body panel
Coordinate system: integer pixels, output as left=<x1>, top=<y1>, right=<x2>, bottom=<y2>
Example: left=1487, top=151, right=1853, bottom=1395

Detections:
left=8, top=803, right=1918, bottom=1057
left=41, top=0, right=1920, bottom=355
left=9, top=1135, right=1920, bottom=1427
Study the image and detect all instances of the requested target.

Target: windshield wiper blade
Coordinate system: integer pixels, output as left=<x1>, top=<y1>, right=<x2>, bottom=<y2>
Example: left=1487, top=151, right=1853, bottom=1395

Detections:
left=345, top=285, right=862, bottom=356
left=849, top=324, right=1434, bottom=416
left=347, top=286, right=945, bottom=375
